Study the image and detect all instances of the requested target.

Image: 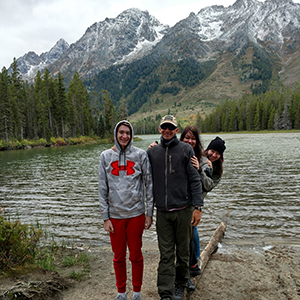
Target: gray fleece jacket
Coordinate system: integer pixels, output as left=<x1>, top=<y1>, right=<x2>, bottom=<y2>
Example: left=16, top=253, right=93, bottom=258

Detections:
left=99, top=120, right=153, bottom=220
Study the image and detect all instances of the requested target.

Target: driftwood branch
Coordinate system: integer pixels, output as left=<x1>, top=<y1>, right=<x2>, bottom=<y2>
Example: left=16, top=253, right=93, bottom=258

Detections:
left=0, top=278, right=70, bottom=300
left=200, top=220, right=227, bottom=272
left=185, top=220, right=227, bottom=300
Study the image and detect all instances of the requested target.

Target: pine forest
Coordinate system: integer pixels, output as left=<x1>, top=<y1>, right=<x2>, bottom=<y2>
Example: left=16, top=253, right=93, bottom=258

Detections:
left=1, top=58, right=300, bottom=150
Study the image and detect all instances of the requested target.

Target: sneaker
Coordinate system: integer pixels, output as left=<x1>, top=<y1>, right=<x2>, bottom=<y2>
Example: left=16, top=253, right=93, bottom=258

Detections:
left=186, top=278, right=195, bottom=291
left=174, top=285, right=184, bottom=300
left=132, top=294, right=142, bottom=300
left=190, top=264, right=201, bottom=277
left=115, top=294, right=128, bottom=300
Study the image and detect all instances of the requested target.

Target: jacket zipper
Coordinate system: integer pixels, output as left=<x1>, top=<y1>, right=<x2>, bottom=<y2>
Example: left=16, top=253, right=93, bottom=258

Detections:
left=165, top=146, right=168, bottom=210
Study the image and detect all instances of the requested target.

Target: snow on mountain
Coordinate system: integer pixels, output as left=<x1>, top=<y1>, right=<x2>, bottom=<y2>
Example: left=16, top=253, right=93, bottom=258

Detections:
left=151, top=0, right=300, bottom=62
left=48, top=8, right=169, bottom=78
left=195, top=0, right=300, bottom=46
left=8, top=38, right=69, bottom=80
left=10, top=0, right=300, bottom=82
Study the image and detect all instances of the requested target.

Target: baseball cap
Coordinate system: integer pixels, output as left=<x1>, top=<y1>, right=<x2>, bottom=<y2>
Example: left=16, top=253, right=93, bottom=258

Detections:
left=159, top=115, right=177, bottom=128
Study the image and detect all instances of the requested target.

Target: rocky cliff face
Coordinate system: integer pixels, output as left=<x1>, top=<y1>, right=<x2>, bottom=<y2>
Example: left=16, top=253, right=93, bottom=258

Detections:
left=10, top=39, right=69, bottom=80
left=151, top=0, right=300, bottom=61
left=47, top=8, right=169, bottom=78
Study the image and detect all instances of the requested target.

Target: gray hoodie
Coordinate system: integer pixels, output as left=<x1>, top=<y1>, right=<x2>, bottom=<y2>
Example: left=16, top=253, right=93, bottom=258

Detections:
left=99, top=120, right=153, bottom=220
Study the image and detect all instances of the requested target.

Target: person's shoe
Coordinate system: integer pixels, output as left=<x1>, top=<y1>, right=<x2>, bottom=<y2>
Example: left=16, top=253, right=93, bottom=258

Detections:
left=115, top=294, right=128, bottom=300
left=190, top=264, right=201, bottom=277
left=174, top=284, right=184, bottom=300
left=160, top=298, right=171, bottom=300
left=132, top=294, right=142, bottom=300
left=186, top=278, right=196, bottom=291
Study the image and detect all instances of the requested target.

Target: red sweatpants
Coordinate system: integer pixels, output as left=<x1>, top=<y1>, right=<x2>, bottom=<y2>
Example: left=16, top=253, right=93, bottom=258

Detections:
left=110, top=214, right=145, bottom=293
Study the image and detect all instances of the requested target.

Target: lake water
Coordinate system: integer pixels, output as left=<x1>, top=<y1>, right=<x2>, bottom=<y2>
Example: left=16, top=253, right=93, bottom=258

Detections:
left=0, top=133, right=299, bottom=252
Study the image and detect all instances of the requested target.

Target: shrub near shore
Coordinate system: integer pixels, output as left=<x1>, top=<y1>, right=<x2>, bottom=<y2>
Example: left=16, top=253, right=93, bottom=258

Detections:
left=0, top=208, right=43, bottom=272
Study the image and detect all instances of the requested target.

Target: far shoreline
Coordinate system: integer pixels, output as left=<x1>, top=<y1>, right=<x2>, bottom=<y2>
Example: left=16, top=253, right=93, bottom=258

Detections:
left=2, top=129, right=300, bottom=152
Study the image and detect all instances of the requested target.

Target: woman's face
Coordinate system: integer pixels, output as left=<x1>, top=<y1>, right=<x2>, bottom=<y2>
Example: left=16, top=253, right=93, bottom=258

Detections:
left=183, top=131, right=196, bottom=149
left=207, top=149, right=221, bottom=162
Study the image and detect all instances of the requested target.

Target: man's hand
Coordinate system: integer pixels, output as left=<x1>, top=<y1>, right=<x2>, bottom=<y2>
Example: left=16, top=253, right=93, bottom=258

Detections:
left=191, top=210, right=202, bottom=227
left=104, top=219, right=114, bottom=233
left=145, top=216, right=152, bottom=229
left=148, top=141, right=158, bottom=149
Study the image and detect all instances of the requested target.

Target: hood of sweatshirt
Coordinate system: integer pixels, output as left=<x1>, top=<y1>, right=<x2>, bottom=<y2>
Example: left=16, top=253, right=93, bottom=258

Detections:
left=114, top=120, right=134, bottom=157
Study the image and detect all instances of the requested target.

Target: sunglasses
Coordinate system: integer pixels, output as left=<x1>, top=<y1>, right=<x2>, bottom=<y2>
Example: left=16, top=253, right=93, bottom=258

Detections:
left=160, top=123, right=177, bottom=130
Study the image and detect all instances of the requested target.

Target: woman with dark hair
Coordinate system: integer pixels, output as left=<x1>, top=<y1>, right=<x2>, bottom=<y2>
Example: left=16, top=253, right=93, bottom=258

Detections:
left=180, top=126, right=203, bottom=162
left=178, top=126, right=203, bottom=280
left=186, top=135, right=226, bottom=279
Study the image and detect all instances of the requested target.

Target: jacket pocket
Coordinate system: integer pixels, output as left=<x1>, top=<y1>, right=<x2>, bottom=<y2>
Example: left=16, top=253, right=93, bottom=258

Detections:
left=168, top=154, right=180, bottom=174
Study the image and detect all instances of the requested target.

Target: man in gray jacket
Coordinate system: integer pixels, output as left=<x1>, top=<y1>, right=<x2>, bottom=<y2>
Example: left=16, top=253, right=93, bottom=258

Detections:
left=147, top=115, right=203, bottom=300
left=99, top=120, right=153, bottom=300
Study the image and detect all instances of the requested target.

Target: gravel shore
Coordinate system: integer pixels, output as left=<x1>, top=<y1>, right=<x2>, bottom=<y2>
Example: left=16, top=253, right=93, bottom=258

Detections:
left=1, top=243, right=300, bottom=300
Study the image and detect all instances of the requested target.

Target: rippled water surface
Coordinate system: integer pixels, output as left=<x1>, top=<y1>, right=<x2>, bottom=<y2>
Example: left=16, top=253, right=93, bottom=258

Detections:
left=0, top=133, right=299, bottom=250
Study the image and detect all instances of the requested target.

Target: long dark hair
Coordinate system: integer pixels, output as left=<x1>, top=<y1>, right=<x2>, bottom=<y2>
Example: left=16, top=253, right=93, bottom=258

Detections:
left=180, top=126, right=203, bottom=161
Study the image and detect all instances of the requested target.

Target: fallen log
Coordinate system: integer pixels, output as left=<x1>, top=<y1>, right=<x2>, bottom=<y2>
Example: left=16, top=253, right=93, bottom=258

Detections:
left=200, top=220, right=227, bottom=272
left=185, top=220, right=227, bottom=300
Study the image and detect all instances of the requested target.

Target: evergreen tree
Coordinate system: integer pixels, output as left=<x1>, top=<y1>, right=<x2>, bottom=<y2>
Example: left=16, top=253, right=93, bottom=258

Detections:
left=33, top=71, right=48, bottom=138
left=67, top=72, right=91, bottom=136
left=253, top=101, right=261, bottom=131
left=101, top=90, right=116, bottom=135
left=267, top=105, right=276, bottom=130
left=237, top=97, right=246, bottom=131
left=117, top=101, right=128, bottom=121
left=25, top=84, right=35, bottom=139
left=9, top=58, right=25, bottom=139
left=53, top=72, right=69, bottom=138
left=228, top=102, right=238, bottom=131
left=98, top=115, right=105, bottom=138
left=280, top=102, right=292, bottom=130
left=90, top=91, right=100, bottom=136
left=290, top=89, right=300, bottom=129
left=273, top=111, right=280, bottom=130
left=43, top=69, right=54, bottom=140
left=0, top=67, right=11, bottom=141
left=195, top=112, right=202, bottom=132
left=246, top=98, right=256, bottom=130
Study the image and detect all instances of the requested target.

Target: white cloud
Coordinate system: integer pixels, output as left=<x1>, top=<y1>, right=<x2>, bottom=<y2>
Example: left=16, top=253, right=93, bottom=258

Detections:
left=0, top=0, right=299, bottom=68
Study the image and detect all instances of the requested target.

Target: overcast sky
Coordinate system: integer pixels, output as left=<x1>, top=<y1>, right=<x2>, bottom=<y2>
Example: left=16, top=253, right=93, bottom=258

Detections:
left=1, top=0, right=299, bottom=69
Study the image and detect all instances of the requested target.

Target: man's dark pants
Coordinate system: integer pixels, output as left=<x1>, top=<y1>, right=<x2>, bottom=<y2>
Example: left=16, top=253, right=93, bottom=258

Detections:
left=156, top=206, right=193, bottom=299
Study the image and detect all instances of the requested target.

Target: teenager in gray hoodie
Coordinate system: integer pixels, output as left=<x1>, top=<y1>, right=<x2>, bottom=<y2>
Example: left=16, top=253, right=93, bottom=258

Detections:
left=99, top=120, right=153, bottom=300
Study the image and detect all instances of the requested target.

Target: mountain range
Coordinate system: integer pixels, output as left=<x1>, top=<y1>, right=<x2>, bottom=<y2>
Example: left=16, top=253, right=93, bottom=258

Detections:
left=9, top=0, right=300, bottom=119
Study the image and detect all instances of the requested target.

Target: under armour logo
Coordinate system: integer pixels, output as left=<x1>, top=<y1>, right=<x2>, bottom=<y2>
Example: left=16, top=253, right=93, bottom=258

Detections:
left=111, top=160, right=135, bottom=176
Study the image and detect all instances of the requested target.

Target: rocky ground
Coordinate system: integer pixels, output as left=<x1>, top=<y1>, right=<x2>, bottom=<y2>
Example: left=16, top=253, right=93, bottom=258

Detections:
left=1, top=243, right=300, bottom=300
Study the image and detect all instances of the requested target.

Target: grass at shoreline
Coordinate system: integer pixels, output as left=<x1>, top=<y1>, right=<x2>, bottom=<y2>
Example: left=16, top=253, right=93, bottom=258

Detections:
left=0, top=135, right=143, bottom=151
left=0, top=208, right=92, bottom=282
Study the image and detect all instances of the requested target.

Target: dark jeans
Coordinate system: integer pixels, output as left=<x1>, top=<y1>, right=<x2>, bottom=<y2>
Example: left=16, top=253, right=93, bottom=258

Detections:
left=156, top=206, right=193, bottom=299
left=189, top=226, right=200, bottom=267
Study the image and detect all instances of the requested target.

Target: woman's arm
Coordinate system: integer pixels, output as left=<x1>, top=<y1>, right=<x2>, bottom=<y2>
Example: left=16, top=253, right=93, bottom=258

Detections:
left=199, top=157, right=218, bottom=192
